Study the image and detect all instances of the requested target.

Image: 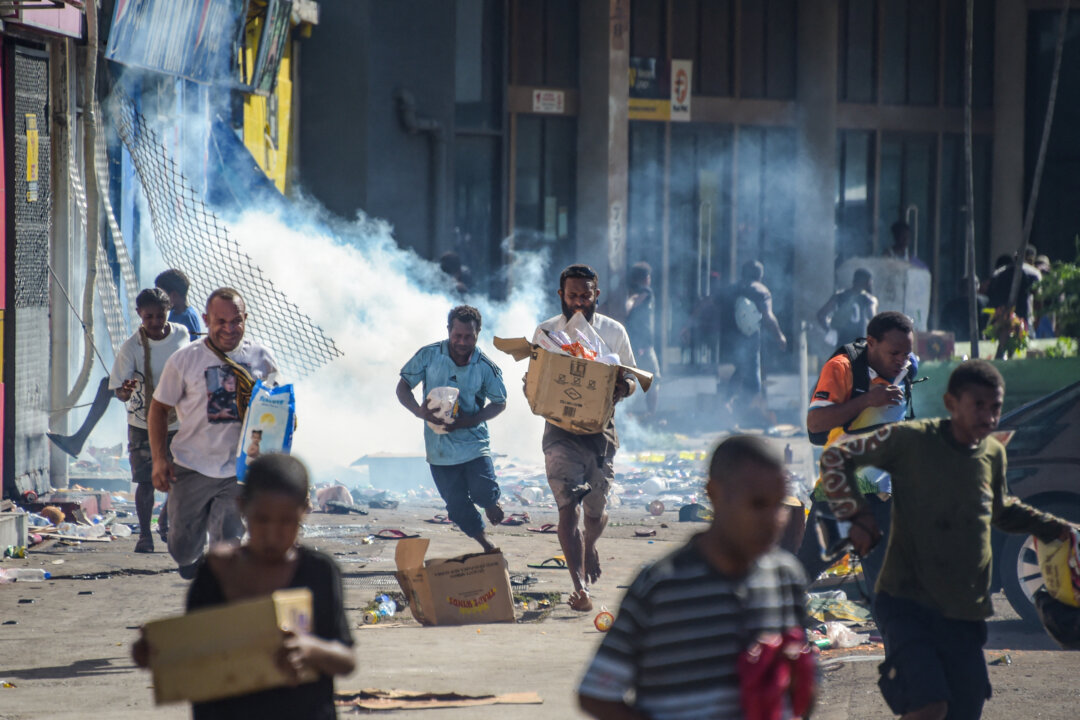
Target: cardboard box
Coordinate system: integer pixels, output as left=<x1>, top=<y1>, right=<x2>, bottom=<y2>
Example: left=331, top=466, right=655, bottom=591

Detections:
left=143, top=588, right=317, bottom=704
left=494, top=337, right=653, bottom=435
left=394, top=538, right=516, bottom=626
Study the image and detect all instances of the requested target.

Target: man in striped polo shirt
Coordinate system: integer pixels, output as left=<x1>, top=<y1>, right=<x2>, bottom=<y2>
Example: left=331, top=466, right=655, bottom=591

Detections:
left=578, top=436, right=812, bottom=720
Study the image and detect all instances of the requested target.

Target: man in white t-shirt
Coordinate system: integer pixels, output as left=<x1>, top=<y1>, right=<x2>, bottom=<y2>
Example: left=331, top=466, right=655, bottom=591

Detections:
left=148, top=287, right=278, bottom=578
left=110, top=288, right=189, bottom=554
left=531, top=264, right=637, bottom=612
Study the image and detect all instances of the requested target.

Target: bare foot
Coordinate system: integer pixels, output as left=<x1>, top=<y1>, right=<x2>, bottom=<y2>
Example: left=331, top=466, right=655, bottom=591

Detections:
left=567, top=588, right=593, bottom=612
left=485, top=504, right=505, bottom=526
left=584, top=545, right=602, bottom=586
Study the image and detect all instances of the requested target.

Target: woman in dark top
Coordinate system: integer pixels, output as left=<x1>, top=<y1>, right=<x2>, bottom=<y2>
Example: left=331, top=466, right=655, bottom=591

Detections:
left=135, top=454, right=355, bottom=719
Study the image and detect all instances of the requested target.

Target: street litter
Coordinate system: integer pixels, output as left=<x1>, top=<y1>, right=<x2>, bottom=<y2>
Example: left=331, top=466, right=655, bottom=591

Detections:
left=806, top=591, right=871, bottom=623
left=394, top=538, right=515, bottom=626
left=594, top=607, right=615, bottom=632
left=335, top=688, right=542, bottom=711
left=823, top=621, right=870, bottom=648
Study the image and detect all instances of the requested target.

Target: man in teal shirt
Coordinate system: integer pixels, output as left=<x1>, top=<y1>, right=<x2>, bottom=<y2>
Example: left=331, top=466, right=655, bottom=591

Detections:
left=397, top=305, right=507, bottom=552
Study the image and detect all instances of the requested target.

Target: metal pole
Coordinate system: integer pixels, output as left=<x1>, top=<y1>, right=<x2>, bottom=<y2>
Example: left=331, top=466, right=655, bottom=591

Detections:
left=799, top=321, right=809, bottom=431
left=964, top=0, right=980, bottom=358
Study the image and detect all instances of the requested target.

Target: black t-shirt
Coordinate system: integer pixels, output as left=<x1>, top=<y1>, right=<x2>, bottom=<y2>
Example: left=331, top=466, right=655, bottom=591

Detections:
left=986, top=264, right=1040, bottom=320
left=624, top=288, right=655, bottom=351
left=186, top=546, right=354, bottom=720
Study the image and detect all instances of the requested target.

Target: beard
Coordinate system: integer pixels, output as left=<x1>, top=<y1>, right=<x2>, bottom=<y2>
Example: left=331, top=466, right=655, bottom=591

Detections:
left=562, top=299, right=596, bottom=323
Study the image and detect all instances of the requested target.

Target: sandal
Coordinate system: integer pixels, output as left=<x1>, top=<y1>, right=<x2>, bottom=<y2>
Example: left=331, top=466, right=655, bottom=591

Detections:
left=424, top=515, right=454, bottom=525
left=500, top=512, right=530, bottom=526
left=527, top=555, right=567, bottom=570
left=373, top=529, right=420, bottom=540
left=526, top=523, right=558, bottom=534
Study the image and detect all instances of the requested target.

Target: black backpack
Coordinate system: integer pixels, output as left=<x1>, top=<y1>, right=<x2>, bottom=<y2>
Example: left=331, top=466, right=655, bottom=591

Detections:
left=807, top=339, right=915, bottom=446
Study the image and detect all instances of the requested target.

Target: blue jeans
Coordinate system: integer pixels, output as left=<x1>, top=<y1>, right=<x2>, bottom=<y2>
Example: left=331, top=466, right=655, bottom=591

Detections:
left=428, top=456, right=500, bottom=538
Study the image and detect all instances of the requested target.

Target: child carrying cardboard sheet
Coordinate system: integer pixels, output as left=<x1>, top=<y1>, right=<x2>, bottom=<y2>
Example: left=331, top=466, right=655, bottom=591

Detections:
left=134, top=454, right=355, bottom=719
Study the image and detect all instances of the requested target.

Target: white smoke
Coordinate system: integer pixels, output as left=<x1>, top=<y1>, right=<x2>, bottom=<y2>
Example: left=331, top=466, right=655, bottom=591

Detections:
left=226, top=206, right=551, bottom=481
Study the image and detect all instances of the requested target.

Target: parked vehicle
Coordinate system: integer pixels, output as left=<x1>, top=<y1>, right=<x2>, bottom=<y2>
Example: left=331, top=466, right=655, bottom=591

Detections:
left=994, top=381, right=1080, bottom=625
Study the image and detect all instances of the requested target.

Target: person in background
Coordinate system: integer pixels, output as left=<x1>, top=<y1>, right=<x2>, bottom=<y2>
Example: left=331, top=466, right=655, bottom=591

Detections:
left=727, top=260, right=786, bottom=427
left=133, top=454, right=355, bottom=720
left=625, top=261, right=660, bottom=418
left=986, top=249, right=1042, bottom=324
left=156, top=268, right=202, bottom=340
left=884, top=221, right=929, bottom=270
left=578, top=436, right=813, bottom=720
left=816, top=268, right=878, bottom=347
left=940, top=276, right=989, bottom=343
left=110, top=288, right=189, bottom=553
left=1033, top=254, right=1056, bottom=339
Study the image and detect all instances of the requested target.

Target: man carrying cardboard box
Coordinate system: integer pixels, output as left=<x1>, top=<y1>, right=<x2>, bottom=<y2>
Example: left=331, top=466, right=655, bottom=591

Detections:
left=531, top=264, right=637, bottom=612
left=397, top=305, right=508, bottom=553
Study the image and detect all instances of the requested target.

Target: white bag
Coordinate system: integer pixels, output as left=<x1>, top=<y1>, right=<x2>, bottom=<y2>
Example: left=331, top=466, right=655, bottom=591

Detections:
left=425, top=386, right=460, bottom=435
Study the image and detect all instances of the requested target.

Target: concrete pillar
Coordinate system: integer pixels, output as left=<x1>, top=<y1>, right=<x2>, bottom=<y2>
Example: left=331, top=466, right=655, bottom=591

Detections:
left=990, top=0, right=1025, bottom=268
left=793, top=0, right=839, bottom=322
left=576, top=0, right=629, bottom=295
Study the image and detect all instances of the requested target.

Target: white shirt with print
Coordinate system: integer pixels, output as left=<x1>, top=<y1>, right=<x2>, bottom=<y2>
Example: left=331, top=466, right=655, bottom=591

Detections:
left=153, top=338, right=279, bottom=478
left=109, top=322, right=190, bottom=431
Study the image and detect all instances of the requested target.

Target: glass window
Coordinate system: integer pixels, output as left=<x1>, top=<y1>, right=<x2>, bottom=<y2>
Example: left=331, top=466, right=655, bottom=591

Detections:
left=454, top=136, right=502, bottom=293
left=881, top=0, right=910, bottom=104
left=839, top=0, right=876, bottom=102
left=700, top=0, right=734, bottom=96
left=456, top=0, right=503, bottom=129
left=764, top=0, right=796, bottom=100
left=878, top=132, right=937, bottom=266
left=836, top=130, right=875, bottom=262
left=940, top=133, right=992, bottom=311
left=544, top=0, right=578, bottom=87
left=739, top=1, right=766, bottom=97
left=512, top=1, right=544, bottom=86
left=513, top=116, right=577, bottom=272
left=631, top=0, right=666, bottom=59
left=944, top=0, right=994, bottom=108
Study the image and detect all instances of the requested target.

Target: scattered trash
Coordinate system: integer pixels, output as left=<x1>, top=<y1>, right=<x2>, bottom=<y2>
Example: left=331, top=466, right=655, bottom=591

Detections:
left=647, top=500, right=665, bottom=516
left=335, top=688, right=543, bottom=711
left=2, top=621, right=16, bottom=625
left=2, top=681, right=16, bottom=688
left=78, top=591, right=93, bottom=596
left=527, top=556, right=566, bottom=570
left=806, top=591, right=871, bottom=623
left=988, top=654, right=1012, bottom=666
left=634, top=529, right=657, bottom=538
left=17, top=599, right=34, bottom=604
left=594, top=607, right=615, bottom=632
left=823, top=621, right=870, bottom=648
left=110, top=523, right=133, bottom=538
left=0, top=568, right=50, bottom=582
left=678, top=503, right=711, bottom=522
left=39, top=506, right=65, bottom=525
left=3, top=546, right=26, bottom=559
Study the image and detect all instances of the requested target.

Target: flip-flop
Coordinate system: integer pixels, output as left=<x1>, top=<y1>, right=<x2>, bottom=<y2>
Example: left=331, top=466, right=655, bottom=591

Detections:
left=500, top=512, right=530, bottom=526
left=373, top=529, right=420, bottom=540
left=424, top=515, right=453, bottom=525
left=526, top=523, right=558, bottom=534
left=526, top=556, right=567, bottom=570
left=634, top=529, right=657, bottom=537
left=509, top=573, right=538, bottom=587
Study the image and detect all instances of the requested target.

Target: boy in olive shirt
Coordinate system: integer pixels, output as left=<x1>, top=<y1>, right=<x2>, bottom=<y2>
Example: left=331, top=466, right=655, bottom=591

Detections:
left=821, top=360, right=1075, bottom=720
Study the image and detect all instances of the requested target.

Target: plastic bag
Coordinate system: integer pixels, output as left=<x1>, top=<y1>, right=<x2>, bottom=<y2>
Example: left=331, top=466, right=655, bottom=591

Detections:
left=425, top=386, right=460, bottom=435
left=235, top=380, right=296, bottom=482
left=823, top=621, right=869, bottom=648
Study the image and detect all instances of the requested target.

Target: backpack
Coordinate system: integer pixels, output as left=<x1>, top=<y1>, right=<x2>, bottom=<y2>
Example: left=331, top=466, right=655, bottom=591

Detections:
left=807, top=339, right=915, bottom=446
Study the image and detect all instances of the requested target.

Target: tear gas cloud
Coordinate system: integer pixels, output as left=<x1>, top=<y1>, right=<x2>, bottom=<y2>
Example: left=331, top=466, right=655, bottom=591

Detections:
left=225, top=205, right=553, bottom=482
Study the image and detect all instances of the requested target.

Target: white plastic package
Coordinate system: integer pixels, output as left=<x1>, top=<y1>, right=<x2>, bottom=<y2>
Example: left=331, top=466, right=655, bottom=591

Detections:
left=425, top=386, right=460, bottom=435
left=236, top=380, right=296, bottom=482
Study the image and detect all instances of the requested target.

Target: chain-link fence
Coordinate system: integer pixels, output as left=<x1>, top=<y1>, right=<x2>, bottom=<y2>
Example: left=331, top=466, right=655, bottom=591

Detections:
left=112, top=95, right=342, bottom=379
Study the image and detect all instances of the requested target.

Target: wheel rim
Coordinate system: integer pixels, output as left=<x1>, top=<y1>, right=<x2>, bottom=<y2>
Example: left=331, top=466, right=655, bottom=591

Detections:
left=1015, top=536, right=1044, bottom=603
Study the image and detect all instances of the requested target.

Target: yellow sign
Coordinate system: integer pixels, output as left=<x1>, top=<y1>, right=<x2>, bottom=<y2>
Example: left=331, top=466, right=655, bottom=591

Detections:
left=628, top=98, right=670, bottom=122
left=25, top=114, right=39, bottom=202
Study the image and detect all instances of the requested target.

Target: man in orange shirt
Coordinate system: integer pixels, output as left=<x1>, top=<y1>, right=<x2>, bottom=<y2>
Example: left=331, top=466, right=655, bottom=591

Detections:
left=797, top=311, right=917, bottom=595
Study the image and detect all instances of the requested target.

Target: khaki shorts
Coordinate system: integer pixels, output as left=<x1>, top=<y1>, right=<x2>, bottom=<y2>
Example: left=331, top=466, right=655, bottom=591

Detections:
left=544, top=434, right=614, bottom=518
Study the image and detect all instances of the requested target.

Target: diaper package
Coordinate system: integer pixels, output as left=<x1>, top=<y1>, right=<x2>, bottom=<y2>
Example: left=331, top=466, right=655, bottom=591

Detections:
left=425, top=386, right=460, bottom=435
left=236, top=380, right=296, bottom=481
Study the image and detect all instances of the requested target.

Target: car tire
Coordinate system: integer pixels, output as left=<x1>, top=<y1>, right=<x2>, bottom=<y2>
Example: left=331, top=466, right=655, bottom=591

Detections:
left=1000, top=500, right=1080, bottom=627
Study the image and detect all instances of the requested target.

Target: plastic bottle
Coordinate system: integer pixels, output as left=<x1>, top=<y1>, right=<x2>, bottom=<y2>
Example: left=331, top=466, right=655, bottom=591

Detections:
left=376, top=594, right=396, bottom=619
left=110, top=523, right=133, bottom=538
left=2, top=568, right=51, bottom=581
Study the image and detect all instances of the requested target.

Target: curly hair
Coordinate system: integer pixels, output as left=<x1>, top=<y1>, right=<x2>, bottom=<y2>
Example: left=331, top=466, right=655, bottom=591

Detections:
left=154, top=268, right=191, bottom=298
left=947, top=359, right=1004, bottom=397
left=447, top=305, right=482, bottom=331
left=135, top=287, right=171, bottom=312
left=867, top=311, right=914, bottom=340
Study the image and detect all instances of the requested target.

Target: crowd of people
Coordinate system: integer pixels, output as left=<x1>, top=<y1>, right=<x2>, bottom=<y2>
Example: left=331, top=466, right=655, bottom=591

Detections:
left=112, top=260, right=1076, bottom=720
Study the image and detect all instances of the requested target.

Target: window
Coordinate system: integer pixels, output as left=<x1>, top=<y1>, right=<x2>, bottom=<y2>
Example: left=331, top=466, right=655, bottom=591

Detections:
left=878, top=132, right=937, bottom=263
left=513, top=116, right=577, bottom=271
left=456, top=0, right=503, bottom=129
left=836, top=130, right=876, bottom=262
left=882, top=0, right=939, bottom=106
left=511, top=0, right=578, bottom=87
left=838, top=0, right=877, bottom=102
left=940, top=134, right=992, bottom=303
left=739, top=0, right=796, bottom=100
left=943, top=0, right=994, bottom=108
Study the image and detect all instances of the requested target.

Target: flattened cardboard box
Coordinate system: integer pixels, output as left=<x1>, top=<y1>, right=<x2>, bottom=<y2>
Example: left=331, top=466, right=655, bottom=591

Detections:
left=143, top=588, right=317, bottom=704
left=494, top=337, right=653, bottom=435
left=395, top=538, right=515, bottom=626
